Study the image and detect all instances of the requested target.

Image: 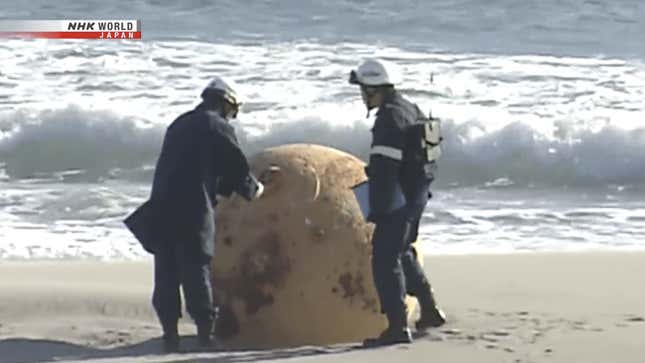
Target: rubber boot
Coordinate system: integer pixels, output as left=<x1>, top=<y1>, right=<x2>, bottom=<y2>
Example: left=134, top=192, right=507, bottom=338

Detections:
left=362, top=326, right=412, bottom=348
left=196, top=320, right=215, bottom=349
left=160, top=320, right=180, bottom=353
left=415, top=284, right=446, bottom=330
left=363, top=310, right=412, bottom=347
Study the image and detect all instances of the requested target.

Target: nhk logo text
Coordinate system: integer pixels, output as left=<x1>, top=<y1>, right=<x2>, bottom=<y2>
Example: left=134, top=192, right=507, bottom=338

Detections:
left=67, top=21, right=135, bottom=31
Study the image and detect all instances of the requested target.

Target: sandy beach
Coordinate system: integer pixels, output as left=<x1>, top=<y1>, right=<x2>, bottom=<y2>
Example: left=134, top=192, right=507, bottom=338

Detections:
left=1, top=251, right=644, bottom=363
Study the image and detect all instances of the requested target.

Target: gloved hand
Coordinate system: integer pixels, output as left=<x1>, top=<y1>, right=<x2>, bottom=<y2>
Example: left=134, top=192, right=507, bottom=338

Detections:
left=256, top=165, right=281, bottom=198
left=252, top=181, right=265, bottom=199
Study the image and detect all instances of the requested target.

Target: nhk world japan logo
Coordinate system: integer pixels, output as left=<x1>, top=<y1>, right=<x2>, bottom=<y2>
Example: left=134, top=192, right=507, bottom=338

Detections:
left=0, top=20, right=141, bottom=39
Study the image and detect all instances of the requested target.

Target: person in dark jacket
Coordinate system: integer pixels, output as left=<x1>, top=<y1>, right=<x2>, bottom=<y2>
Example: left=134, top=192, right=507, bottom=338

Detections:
left=349, top=58, right=446, bottom=347
left=125, top=76, right=264, bottom=352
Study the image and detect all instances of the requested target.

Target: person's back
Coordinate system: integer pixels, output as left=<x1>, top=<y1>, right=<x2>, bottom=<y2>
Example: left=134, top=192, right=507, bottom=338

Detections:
left=151, top=109, right=210, bottom=222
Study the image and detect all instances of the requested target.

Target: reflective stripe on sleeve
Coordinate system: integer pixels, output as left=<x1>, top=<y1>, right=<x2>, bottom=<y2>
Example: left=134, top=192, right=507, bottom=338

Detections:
left=371, top=145, right=403, bottom=160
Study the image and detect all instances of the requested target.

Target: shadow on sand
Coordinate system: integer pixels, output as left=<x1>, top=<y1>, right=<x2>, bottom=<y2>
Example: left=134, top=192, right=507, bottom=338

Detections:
left=0, top=333, right=403, bottom=363
left=0, top=330, right=431, bottom=363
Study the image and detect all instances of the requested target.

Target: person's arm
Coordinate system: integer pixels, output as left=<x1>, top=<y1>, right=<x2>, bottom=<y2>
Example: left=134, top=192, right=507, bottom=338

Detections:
left=367, top=107, right=405, bottom=221
left=213, top=122, right=263, bottom=201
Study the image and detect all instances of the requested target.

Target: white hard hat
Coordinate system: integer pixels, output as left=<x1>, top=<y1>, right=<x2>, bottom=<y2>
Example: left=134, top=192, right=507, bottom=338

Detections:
left=202, top=76, right=243, bottom=106
left=349, top=58, right=401, bottom=87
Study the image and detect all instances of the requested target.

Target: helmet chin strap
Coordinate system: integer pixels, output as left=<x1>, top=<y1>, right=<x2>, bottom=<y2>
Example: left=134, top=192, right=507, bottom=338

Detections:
left=366, top=104, right=376, bottom=118
left=362, top=86, right=379, bottom=118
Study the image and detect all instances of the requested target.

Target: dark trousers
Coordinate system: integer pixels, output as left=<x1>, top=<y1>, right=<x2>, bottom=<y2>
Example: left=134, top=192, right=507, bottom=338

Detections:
left=371, top=180, right=433, bottom=327
left=152, top=240, right=215, bottom=333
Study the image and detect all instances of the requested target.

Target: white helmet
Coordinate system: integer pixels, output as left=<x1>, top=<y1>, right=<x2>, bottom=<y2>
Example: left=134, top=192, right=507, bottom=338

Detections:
left=349, top=58, right=401, bottom=87
left=202, top=76, right=243, bottom=106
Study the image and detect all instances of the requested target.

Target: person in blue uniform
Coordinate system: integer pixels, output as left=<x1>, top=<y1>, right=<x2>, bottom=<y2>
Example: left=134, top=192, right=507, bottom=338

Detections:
left=348, top=59, right=446, bottom=347
left=125, top=76, right=264, bottom=352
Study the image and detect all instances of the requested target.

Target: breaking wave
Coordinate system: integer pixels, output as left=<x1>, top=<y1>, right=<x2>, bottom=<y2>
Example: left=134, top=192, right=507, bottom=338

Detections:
left=1, top=106, right=644, bottom=188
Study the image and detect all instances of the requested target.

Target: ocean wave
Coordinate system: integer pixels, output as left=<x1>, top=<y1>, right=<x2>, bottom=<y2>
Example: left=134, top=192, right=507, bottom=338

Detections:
left=1, top=106, right=644, bottom=188
left=0, top=106, right=163, bottom=181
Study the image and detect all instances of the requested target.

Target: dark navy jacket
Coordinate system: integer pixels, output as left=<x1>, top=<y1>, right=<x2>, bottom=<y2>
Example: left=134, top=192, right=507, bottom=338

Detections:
left=125, top=102, right=259, bottom=258
left=367, top=90, right=434, bottom=222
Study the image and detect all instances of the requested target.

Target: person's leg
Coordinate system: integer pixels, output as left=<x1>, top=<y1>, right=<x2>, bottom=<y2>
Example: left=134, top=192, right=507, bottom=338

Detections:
left=402, top=245, right=446, bottom=329
left=364, top=210, right=413, bottom=346
left=401, top=179, right=446, bottom=330
left=180, top=247, right=216, bottom=347
left=152, top=245, right=182, bottom=352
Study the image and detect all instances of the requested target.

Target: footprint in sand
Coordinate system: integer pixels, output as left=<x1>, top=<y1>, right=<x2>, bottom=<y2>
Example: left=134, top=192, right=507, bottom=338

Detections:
left=441, top=328, right=462, bottom=336
left=479, top=329, right=512, bottom=344
left=570, top=320, right=591, bottom=331
left=482, top=336, right=499, bottom=344
left=516, top=311, right=530, bottom=322
left=616, top=316, right=645, bottom=327
left=489, top=329, right=511, bottom=337
left=527, top=329, right=542, bottom=344
left=625, top=316, right=645, bottom=323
